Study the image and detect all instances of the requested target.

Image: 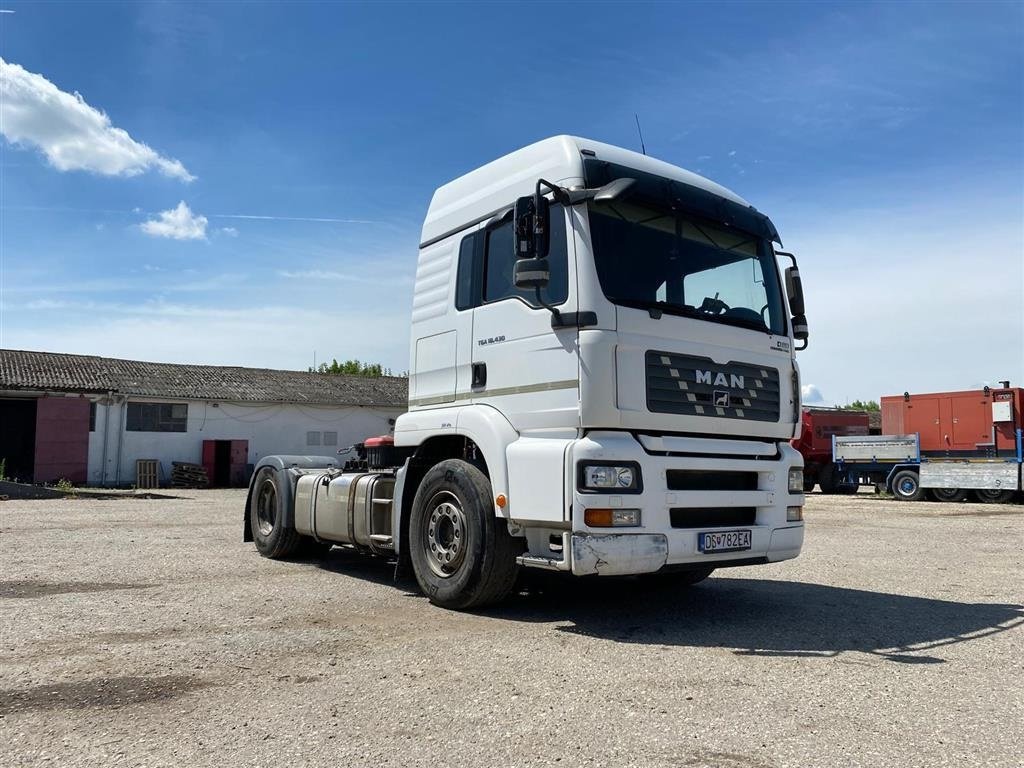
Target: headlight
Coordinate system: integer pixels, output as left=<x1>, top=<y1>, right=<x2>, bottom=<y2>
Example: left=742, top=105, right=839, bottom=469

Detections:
left=578, top=462, right=642, bottom=492
left=788, top=468, right=805, bottom=494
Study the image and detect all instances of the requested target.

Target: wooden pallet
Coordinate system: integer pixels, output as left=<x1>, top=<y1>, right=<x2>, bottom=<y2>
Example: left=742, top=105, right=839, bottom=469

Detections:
left=136, top=459, right=159, bottom=489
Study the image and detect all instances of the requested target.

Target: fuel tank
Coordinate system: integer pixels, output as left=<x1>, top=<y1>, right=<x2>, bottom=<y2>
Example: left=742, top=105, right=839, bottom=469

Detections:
left=293, top=471, right=395, bottom=554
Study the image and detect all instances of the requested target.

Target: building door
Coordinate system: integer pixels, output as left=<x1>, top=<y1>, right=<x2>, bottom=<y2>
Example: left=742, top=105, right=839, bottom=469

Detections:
left=34, top=398, right=90, bottom=484
left=0, top=398, right=37, bottom=482
left=203, top=439, right=249, bottom=487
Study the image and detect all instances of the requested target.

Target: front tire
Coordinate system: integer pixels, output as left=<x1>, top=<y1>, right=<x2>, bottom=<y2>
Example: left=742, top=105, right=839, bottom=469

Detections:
left=250, top=467, right=303, bottom=558
left=891, top=470, right=924, bottom=502
left=409, top=459, right=521, bottom=610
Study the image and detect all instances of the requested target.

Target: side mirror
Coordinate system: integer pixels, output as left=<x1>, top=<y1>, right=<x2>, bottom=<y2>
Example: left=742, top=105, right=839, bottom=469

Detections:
left=514, top=257, right=550, bottom=290
left=514, top=194, right=550, bottom=260
left=593, top=177, right=636, bottom=203
left=784, top=265, right=805, bottom=316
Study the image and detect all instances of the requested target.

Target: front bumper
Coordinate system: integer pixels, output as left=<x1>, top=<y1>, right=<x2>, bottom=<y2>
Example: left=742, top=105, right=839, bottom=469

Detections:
left=566, top=431, right=804, bottom=576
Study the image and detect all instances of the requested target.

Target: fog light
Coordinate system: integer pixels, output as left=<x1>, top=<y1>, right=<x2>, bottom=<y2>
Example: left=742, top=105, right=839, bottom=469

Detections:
left=788, top=468, right=805, bottom=494
left=584, top=508, right=641, bottom=527
left=786, top=506, right=803, bottom=522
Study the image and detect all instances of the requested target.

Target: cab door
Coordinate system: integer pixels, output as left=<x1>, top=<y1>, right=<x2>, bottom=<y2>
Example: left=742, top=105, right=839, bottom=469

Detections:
left=468, top=204, right=580, bottom=432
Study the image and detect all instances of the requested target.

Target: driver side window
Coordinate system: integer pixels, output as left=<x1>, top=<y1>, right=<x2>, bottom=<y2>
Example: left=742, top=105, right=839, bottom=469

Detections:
left=483, top=206, right=568, bottom=307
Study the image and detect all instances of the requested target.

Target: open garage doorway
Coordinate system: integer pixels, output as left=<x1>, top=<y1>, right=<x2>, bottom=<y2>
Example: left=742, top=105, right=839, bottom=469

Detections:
left=0, top=398, right=37, bottom=482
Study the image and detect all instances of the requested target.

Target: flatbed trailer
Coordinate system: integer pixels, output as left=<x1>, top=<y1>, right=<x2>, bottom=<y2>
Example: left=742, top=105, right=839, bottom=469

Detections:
left=833, top=430, right=1023, bottom=503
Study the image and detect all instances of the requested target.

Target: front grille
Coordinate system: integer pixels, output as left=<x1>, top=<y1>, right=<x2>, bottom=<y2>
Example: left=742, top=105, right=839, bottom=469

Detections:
left=646, top=350, right=780, bottom=422
left=666, top=470, right=758, bottom=492
left=670, top=507, right=756, bottom=528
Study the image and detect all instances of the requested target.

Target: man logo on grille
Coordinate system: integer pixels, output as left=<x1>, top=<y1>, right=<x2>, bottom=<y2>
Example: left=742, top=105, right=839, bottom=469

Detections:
left=714, top=390, right=730, bottom=407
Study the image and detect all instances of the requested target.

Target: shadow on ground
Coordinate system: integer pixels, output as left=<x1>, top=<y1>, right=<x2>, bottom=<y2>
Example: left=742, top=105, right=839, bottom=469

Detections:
left=497, top=573, right=1024, bottom=663
left=304, top=547, right=1023, bottom=664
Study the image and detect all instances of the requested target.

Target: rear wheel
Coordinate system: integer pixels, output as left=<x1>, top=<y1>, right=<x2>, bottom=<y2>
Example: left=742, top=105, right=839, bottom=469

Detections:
left=250, top=467, right=303, bottom=558
left=409, top=459, right=521, bottom=610
left=974, top=489, right=1015, bottom=504
left=891, top=470, right=924, bottom=502
left=931, top=487, right=968, bottom=503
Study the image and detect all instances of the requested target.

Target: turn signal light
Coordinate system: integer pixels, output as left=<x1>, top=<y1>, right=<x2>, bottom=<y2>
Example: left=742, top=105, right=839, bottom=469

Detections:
left=786, top=506, right=803, bottom=522
left=584, top=508, right=641, bottom=527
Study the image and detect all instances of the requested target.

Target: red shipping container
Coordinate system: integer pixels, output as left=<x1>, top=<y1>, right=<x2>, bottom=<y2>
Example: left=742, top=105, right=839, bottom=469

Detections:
left=881, top=386, right=1023, bottom=454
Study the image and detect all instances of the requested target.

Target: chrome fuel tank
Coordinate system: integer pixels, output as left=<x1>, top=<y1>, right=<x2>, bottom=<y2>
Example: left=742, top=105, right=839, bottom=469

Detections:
left=294, top=471, right=395, bottom=553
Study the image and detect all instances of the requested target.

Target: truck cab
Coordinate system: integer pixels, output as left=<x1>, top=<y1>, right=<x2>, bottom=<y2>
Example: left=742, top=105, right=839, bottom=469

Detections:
left=245, top=136, right=809, bottom=609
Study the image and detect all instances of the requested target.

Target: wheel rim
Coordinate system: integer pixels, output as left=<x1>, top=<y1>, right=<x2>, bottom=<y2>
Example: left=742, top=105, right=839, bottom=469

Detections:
left=423, top=491, right=467, bottom=579
left=898, top=477, right=916, bottom=496
left=255, top=480, right=276, bottom=537
left=933, top=488, right=961, bottom=501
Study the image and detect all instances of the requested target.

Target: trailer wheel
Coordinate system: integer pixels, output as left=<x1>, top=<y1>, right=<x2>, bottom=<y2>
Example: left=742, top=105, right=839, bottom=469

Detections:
left=409, top=459, right=521, bottom=610
left=931, top=488, right=967, bottom=503
left=250, top=467, right=303, bottom=559
left=974, top=489, right=1015, bottom=504
left=891, top=470, right=924, bottom=502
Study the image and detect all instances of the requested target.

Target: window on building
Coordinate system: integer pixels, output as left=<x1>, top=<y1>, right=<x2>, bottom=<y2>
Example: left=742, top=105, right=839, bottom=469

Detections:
left=306, top=431, right=321, bottom=446
left=323, top=431, right=338, bottom=446
left=126, top=402, right=188, bottom=432
left=89, top=402, right=96, bottom=432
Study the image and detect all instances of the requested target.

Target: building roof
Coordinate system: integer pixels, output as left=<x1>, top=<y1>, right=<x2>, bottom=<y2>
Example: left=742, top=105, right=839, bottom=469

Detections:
left=0, top=349, right=408, bottom=408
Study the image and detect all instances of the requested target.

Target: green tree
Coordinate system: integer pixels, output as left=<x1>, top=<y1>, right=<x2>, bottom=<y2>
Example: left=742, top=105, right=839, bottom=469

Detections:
left=309, top=359, right=403, bottom=377
left=841, top=399, right=880, bottom=412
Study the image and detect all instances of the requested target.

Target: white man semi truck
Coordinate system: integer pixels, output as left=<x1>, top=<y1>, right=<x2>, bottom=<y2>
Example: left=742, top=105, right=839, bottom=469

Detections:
left=243, top=136, right=810, bottom=609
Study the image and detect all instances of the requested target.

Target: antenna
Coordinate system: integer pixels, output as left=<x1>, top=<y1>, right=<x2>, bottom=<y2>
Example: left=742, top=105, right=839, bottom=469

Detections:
left=634, top=114, right=647, bottom=156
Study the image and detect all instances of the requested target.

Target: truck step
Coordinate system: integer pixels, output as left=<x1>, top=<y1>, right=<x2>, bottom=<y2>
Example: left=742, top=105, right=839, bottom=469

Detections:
left=517, top=533, right=571, bottom=571
left=369, top=534, right=394, bottom=549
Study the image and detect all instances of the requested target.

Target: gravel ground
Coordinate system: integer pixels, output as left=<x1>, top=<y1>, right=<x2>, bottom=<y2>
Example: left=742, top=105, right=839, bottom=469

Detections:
left=1, top=489, right=1022, bottom=768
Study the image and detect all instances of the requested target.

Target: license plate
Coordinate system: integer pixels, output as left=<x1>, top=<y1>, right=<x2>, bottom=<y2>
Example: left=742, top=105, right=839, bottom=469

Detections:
left=698, top=529, right=752, bottom=553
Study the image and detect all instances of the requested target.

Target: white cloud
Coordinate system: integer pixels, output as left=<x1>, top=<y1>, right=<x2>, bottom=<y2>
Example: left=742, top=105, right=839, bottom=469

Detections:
left=140, top=201, right=208, bottom=240
left=801, top=384, right=825, bottom=404
left=0, top=57, right=194, bottom=181
left=220, top=226, right=239, bottom=237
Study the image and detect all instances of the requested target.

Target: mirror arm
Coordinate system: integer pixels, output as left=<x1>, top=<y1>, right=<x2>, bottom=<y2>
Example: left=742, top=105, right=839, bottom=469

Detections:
left=535, top=179, right=570, bottom=206
left=534, top=286, right=562, bottom=324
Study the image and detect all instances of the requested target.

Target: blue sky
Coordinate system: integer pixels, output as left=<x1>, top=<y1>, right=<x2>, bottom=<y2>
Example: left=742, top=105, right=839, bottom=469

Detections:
left=1, top=1, right=1021, bottom=404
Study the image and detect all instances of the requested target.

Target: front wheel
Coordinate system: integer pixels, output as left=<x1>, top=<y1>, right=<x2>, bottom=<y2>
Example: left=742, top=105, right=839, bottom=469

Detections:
left=409, top=459, right=521, bottom=610
left=891, top=470, right=924, bottom=502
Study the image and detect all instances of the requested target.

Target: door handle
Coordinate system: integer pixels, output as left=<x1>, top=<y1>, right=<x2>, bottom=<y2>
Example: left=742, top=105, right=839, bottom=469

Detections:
left=472, top=362, right=487, bottom=389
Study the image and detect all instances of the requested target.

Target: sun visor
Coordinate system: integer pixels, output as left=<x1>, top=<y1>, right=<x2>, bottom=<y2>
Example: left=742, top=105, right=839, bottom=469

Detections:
left=583, top=158, right=781, bottom=244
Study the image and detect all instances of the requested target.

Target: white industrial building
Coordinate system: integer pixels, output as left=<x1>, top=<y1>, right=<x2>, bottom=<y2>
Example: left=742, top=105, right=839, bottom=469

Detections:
left=0, top=349, right=408, bottom=487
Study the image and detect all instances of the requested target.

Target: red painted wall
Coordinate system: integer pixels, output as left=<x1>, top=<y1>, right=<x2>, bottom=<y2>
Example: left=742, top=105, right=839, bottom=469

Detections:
left=34, top=397, right=90, bottom=484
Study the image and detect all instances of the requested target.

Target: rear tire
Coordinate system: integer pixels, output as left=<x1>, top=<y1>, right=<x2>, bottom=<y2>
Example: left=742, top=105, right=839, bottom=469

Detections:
left=409, top=459, right=521, bottom=610
left=931, top=488, right=967, bottom=503
left=250, top=467, right=303, bottom=558
left=891, top=470, right=924, bottom=502
left=974, top=489, right=1015, bottom=504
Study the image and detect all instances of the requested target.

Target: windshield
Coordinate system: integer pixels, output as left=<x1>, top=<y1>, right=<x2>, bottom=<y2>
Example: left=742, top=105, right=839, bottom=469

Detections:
left=588, top=198, right=787, bottom=335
